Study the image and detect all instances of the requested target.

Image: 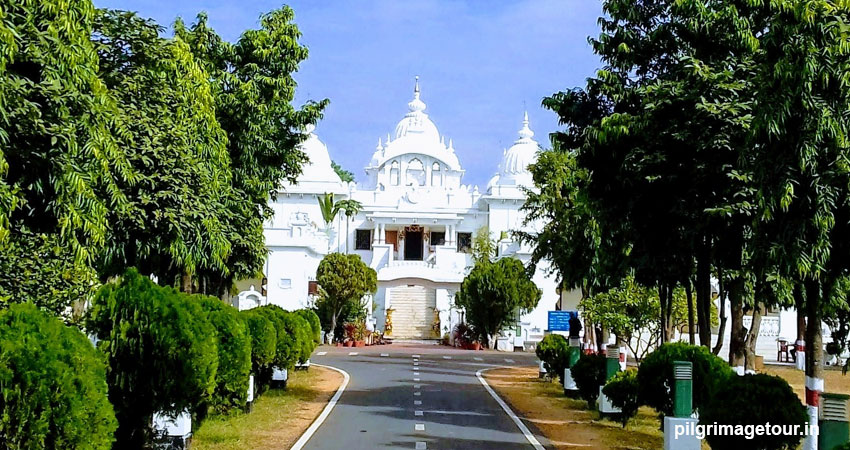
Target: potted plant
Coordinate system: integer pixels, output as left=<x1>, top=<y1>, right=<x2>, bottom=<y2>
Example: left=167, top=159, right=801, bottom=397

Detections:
left=343, top=323, right=356, bottom=347
left=453, top=322, right=480, bottom=349
left=354, top=320, right=366, bottom=347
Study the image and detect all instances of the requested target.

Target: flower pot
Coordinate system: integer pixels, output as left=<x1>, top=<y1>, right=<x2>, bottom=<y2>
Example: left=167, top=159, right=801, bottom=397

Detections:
left=344, top=340, right=354, bottom=347
left=466, top=342, right=481, bottom=351
left=336, top=343, right=343, bottom=347
left=355, top=340, right=365, bottom=347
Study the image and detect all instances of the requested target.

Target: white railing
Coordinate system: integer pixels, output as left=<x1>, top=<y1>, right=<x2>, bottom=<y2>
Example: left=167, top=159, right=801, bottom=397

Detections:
left=389, top=260, right=435, bottom=268
left=743, top=315, right=780, bottom=337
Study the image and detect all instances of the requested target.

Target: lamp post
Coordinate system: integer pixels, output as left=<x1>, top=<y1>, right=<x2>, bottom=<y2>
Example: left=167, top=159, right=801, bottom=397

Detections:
left=663, top=361, right=699, bottom=450
left=563, top=336, right=581, bottom=395
left=598, top=344, right=621, bottom=416
left=820, top=393, right=850, bottom=450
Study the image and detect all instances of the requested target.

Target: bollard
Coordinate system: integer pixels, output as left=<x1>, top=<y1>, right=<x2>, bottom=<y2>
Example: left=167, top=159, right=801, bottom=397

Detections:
left=663, top=361, right=699, bottom=450
left=598, top=345, right=621, bottom=415
left=673, top=361, right=693, bottom=418
left=820, top=393, right=850, bottom=450
left=563, top=337, right=581, bottom=395
left=245, top=375, right=255, bottom=413
left=539, top=360, right=547, bottom=378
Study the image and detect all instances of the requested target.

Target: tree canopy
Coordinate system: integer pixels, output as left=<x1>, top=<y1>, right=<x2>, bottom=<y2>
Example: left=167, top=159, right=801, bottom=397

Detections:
left=315, top=253, right=377, bottom=341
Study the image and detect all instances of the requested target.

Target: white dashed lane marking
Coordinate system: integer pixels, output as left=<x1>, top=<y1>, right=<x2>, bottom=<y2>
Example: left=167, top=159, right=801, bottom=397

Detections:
left=412, top=354, right=420, bottom=358
left=416, top=442, right=426, bottom=449
left=348, top=352, right=358, bottom=356
left=414, top=392, right=421, bottom=396
left=414, top=372, right=419, bottom=376
left=414, top=384, right=421, bottom=388
left=442, top=356, right=452, bottom=359
left=504, top=359, right=514, bottom=363
left=415, top=423, right=425, bottom=431
left=414, top=378, right=420, bottom=382
left=415, top=410, right=423, bottom=416
left=380, top=353, right=389, bottom=357
left=473, top=357, right=483, bottom=361
left=317, top=351, right=327, bottom=356
left=414, top=400, right=422, bottom=405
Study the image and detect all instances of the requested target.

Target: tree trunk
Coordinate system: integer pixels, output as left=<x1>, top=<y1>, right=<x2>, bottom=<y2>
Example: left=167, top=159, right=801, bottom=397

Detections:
left=712, top=270, right=727, bottom=355
left=664, top=284, right=675, bottom=342
left=659, top=284, right=669, bottom=343
left=686, top=279, right=696, bottom=345
left=744, top=301, right=764, bottom=373
left=696, top=238, right=712, bottom=346
left=803, top=279, right=823, bottom=450
left=181, top=270, right=193, bottom=294
left=795, top=283, right=806, bottom=370
left=728, top=276, right=746, bottom=374
left=330, top=310, right=340, bottom=344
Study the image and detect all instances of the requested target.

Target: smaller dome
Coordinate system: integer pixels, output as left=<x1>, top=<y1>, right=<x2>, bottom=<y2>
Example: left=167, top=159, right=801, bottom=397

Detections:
left=297, top=125, right=343, bottom=184
left=494, top=112, right=539, bottom=187
left=393, top=77, right=441, bottom=142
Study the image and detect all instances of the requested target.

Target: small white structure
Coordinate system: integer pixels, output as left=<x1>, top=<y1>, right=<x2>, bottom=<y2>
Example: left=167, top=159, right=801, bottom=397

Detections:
left=152, top=410, right=191, bottom=447
left=234, top=285, right=266, bottom=311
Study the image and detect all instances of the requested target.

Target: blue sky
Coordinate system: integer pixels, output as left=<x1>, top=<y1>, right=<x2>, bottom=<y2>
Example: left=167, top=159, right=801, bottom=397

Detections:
left=95, top=0, right=604, bottom=187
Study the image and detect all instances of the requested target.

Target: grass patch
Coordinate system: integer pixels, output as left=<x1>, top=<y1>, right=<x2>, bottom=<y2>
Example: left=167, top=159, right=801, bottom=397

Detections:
left=192, top=367, right=341, bottom=450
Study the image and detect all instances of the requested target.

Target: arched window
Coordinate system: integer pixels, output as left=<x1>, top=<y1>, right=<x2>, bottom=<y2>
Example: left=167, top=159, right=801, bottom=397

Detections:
left=431, top=162, right=441, bottom=186
left=407, top=158, right=425, bottom=186
left=390, top=160, right=399, bottom=185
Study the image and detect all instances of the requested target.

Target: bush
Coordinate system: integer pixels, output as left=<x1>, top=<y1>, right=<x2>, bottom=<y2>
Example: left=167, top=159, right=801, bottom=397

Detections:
left=602, top=369, right=640, bottom=427
left=536, top=334, right=570, bottom=383
left=195, top=296, right=252, bottom=414
left=637, top=342, right=733, bottom=417
left=241, top=310, right=277, bottom=376
left=699, top=374, right=807, bottom=450
left=289, top=312, right=314, bottom=364
left=87, top=269, right=218, bottom=448
left=0, top=304, right=117, bottom=450
left=296, top=308, right=322, bottom=344
left=452, top=322, right=476, bottom=347
left=254, top=305, right=300, bottom=388
left=571, top=354, right=607, bottom=408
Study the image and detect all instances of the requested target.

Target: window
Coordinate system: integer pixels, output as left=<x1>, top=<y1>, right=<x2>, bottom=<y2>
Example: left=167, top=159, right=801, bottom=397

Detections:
left=278, top=278, right=292, bottom=289
left=355, top=229, right=372, bottom=250
left=406, top=158, right=425, bottom=186
left=430, top=231, right=446, bottom=246
left=307, top=280, right=318, bottom=296
left=431, top=162, right=442, bottom=186
left=457, top=232, right=472, bottom=253
left=390, top=161, right=399, bottom=185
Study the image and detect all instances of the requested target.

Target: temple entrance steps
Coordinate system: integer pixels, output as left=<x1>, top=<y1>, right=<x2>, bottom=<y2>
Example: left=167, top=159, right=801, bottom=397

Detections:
left=388, top=285, right=436, bottom=339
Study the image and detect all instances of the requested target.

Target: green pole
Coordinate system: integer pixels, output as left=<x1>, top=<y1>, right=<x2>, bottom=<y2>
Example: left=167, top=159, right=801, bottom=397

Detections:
left=568, top=337, right=581, bottom=368
left=820, top=393, right=850, bottom=450
left=672, top=361, right=693, bottom=418
left=605, top=345, right=619, bottom=381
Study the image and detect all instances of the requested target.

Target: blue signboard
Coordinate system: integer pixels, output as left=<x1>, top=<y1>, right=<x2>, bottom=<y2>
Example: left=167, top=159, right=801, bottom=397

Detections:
left=548, top=310, right=577, bottom=332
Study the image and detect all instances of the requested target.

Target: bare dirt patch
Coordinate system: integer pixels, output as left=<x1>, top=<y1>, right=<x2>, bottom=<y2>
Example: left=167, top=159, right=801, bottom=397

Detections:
left=192, top=366, right=343, bottom=450
left=484, top=366, right=664, bottom=450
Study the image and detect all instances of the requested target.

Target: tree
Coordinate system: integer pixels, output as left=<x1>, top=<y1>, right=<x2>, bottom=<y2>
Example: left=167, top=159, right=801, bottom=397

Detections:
left=455, top=257, right=541, bottom=348
left=332, top=161, right=355, bottom=183
left=315, top=253, right=377, bottom=342
left=0, top=304, right=117, bottom=450
left=175, top=8, right=328, bottom=295
left=92, top=10, right=233, bottom=292
left=317, top=193, right=361, bottom=252
left=86, top=269, right=218, bottom=448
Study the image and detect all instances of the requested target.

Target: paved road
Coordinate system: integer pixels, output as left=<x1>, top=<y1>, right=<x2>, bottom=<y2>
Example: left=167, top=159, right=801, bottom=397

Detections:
left=304, top=343, right=549, bottom=450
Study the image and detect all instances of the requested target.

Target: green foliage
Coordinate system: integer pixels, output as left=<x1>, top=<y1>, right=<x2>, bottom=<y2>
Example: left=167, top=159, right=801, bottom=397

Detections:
left=296, top=308, right=322, bottom=344
left=571, top=354, right=607, bottom=408
left=700, top=374, right=807, bottom=450
left=87, top=269, right=218, bottom=447
left=92, top=10, right=233, bottom=284
left=240, top=310, right=277, bottom=376
left=580, top=275, right=659, bottom=359
left=194, top=296, right=252, bottom=414
left=602, top=369, right=640, bottom=427
left=0, top=0, right=130, bottom=263
left=455, top=257, right=541, bottom=347
left=316, top=253, right=377, bottom=341
left=332, top=161, right=355, bottom=183
left=0, top=230, right=97, bottom=318
left=471, top=225, right=496, bottom=263
left=535, top=334, right=570, bottom=383
left=0, top=304, right=117, bottom=450
left=288, top=312, right=314, bottom=364
left=637, top=342, right=733, bottom=417
left=175, top=8, right=328, bottom=292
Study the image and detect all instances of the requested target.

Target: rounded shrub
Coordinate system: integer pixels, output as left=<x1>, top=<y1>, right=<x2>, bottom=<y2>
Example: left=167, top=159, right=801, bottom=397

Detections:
left=637, top=342, right=733, bottom=417
left=194, top=295, right=252, bottom=414
left=602, top=369, right=640, bottom=427
left=571, top=353, right=607, bottom=408
left=296, top=308, right=322, bottom=344
left=87, top=269, right=218, bottom=448
left=0, top=303, right=117, bottom=450
left=699, top=374, right=807, bottom=450
left=536, top=334, right=570, bottom=383
left=254, top=305, right=298, bottom=382
left=241, top=310, right=277, bottom=376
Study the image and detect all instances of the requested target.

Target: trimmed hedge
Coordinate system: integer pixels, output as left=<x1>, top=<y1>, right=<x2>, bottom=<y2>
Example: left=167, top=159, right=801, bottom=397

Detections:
left=241, top=310, right=277, bottom=377
left=571, top=353, right=607, bottom=408
left=87, top=269, right=218, bottom=448
left=296, top=308, right=322, bottom=344
left=535, top=334, right=570, bottom=383
left=195, top=295, right=252, bottom=414
left=699, top=374, right=807, bottom=450
left=602, top=369, right=640, bottom=427
left=637, top=342, right=733, bottom=417
left=0, top=304, right=117, bottom=450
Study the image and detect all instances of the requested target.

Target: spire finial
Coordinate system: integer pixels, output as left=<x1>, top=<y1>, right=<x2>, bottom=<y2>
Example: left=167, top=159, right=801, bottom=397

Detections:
left=377, top=138, right=383, bottom=150
left=518, top=111, right=534, bottom=140
left=414, top=75, right=420, bottom=94
left=407, top=76, right=426, bottom=112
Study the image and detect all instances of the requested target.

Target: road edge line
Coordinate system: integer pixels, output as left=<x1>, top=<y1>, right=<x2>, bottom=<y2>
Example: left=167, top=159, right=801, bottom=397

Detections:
left=290, top=363, right=351, bottom=450
left=476, top=366, right=545, bottom=450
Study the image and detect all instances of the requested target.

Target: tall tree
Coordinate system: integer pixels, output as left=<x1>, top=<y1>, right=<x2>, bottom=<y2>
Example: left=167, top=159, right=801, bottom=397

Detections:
left=175, top=9, right=328, bottom=295
left=315, top=253, right=377, bottom=342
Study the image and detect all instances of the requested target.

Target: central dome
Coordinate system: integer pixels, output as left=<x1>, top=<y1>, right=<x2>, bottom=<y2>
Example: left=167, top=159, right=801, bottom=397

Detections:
left=393, top=76, right=440, bottom=143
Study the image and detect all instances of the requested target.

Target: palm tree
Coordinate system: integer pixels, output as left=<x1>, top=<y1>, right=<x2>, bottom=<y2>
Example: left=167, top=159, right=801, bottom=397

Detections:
left=317, top=193, right=362, bottom=253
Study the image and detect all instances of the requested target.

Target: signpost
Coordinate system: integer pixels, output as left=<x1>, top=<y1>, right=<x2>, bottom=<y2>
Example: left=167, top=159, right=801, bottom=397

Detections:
left=548, top=311, right=577, bottom=332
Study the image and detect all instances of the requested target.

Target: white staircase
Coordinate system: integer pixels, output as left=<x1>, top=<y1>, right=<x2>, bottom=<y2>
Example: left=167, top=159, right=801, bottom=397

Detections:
left=389, top=286, right=436, bottom=339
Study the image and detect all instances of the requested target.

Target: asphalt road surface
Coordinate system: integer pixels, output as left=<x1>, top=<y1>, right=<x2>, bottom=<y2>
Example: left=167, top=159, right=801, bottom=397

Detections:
left=303, top=343, right=550, bottom=450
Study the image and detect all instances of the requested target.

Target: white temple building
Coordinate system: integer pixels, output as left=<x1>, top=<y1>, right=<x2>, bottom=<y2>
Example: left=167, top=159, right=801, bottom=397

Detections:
left=252, top=78, right=562, bottom=344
